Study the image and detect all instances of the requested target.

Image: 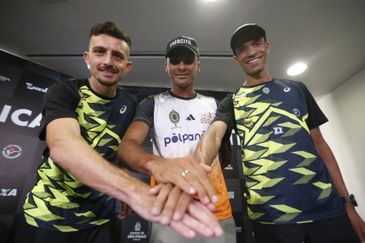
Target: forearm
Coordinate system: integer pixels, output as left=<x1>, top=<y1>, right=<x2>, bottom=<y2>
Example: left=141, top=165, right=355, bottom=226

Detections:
left=195, top=121, right=227, bottom=166
left=311, top=128, right=349, bottom=197
left=119, top=138, right=161, bottom=175
left=50, top=136, right=144, bottom=205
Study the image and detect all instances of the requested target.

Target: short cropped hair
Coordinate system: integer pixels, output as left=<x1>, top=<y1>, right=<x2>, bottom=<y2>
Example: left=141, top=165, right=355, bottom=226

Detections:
left=89, top=21, right=132, bottom=48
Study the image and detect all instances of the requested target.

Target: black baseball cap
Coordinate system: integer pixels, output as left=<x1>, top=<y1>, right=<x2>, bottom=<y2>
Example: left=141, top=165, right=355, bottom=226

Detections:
left=230, top=23, right=266, bottom=55
left=166, top=36, right=200, bottom=57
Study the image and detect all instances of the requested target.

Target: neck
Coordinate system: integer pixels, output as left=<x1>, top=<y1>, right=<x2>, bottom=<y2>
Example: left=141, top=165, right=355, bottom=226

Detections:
left=89, top=77, right=117, bottom=98
left=244, top=70, right=272, bottom=86
left=171, top=86, right=196, bottom=98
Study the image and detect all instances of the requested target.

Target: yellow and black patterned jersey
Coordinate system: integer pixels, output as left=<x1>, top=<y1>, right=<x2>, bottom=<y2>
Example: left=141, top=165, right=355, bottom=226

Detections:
left=215, top=79, right=344, bottom=224
left=23, top=79, right=136, bottom=232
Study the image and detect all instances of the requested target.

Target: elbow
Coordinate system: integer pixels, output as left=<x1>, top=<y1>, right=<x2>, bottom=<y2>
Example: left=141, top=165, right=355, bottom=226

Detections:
left=47, top=136, right=71, bottom=168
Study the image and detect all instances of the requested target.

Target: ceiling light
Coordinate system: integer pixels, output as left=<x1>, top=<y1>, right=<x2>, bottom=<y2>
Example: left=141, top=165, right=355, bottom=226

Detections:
left=287, top=62, right=307, bottom=76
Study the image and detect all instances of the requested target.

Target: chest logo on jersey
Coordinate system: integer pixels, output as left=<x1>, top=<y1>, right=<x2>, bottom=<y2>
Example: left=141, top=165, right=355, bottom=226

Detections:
left=120, top=105, right=127, bottom=114
left=262, top=87, right=270, bottom=94
left=169, top=109, right=180, bottom=127
left=164, top=131, right=205, bottom=147
left=200, top=112, right=215, bottom=124
left=293, top=108, right=301, bottom=117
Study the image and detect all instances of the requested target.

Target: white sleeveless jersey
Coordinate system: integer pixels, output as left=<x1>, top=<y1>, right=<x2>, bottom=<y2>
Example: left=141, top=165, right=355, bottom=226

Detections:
left=152, top=92, right=217, bottom=158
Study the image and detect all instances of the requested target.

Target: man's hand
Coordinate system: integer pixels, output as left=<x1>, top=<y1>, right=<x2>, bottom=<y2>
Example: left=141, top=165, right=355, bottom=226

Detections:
left=128, top=182, right=222, bottom=239
left=346, top=205, right=365, bottom=242
left=149, top=155, right=218, bottom=205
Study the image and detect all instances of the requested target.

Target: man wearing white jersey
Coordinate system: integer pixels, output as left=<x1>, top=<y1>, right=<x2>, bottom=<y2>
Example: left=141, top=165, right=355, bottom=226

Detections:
left=119, top=36, right=236, bottom=242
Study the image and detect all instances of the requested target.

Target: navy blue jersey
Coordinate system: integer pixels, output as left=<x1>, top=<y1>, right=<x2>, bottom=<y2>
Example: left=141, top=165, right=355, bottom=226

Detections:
left=215, top=79, right=344, bottom=224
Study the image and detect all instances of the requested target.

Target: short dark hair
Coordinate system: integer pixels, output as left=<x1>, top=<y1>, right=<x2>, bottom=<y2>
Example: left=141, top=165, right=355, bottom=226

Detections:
left=89, top=21, right=132, bottom=48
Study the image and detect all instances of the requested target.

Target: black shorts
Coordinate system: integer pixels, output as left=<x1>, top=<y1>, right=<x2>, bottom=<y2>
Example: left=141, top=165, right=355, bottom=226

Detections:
left=7, top=214, right=121, bottom=243
left=252, top=214, right=360, bottom=243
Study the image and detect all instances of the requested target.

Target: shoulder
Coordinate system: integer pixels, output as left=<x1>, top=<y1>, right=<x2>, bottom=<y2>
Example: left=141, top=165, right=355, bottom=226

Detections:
left=274, top=78, right=306, bottom=89
left=117, top=87, right=137, bottom=105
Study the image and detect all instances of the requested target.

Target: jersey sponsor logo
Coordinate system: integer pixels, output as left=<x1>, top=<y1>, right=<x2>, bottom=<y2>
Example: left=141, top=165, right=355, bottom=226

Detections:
left=186, top=114, right=195, bottom=121
left=169, top=109, right=180, bottom=126
left=164, top=131, right=204, bottom=147
left=0, top=104, right=42, bottom=128
left=262, top=87, right=270, bottom=94
left=273, top=126, right=284, bottom=135
left=199, top=112, right=215, bottom=124
left=2, top=144, right=22, bottom=159
left=26, top=82, right=48, bottom=93
left=293, top=108, right=301, bottom=117
left=120, top=105, right=127, bottom=114
left=0, top=188, right=17, bottom=197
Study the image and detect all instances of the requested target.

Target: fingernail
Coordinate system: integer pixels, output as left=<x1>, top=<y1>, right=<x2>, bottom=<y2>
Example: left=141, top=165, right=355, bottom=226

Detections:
left=189, top=187, right=197, bottom=194
left=204, top=228, right=214, bottom=237
left=203, top=196, right=210, bottom=204
left=211, top=195, right=218, bottom=203
left=151, top=207, right=159, bottom=215
left=216, top=226, right=224, bottom=236
left=187, top=230, right=196, bottom=238
left=161, top=216, right=169, bottom=225
left=173, top=212, right=181, bottom=220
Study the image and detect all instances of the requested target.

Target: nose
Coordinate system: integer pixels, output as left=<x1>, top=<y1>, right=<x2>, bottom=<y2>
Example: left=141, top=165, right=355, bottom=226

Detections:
left=103, top=52, right=113, bottom=65
left=176, top=61, right=186, bottom=69
left=246, top=45, right=257, bottom=57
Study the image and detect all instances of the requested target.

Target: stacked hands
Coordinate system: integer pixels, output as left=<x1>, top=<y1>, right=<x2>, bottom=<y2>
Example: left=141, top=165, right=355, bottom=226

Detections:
left=125, top=155, right=223, bottom=239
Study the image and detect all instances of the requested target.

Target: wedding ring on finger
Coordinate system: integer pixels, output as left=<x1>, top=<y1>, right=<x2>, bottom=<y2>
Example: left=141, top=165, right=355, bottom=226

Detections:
left=181, top=169, right=189, bottom=178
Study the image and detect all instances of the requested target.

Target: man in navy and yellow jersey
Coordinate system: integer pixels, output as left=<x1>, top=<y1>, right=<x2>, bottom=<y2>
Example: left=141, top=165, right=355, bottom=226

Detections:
left=119, top=36, right=234, bottom=242
left=8, top=21, right=222, bottom=243
left=195, top=23, right=365, bottom=243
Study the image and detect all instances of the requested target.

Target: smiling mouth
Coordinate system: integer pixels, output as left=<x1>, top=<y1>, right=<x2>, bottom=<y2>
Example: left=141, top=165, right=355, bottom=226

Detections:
left=246, top=56, right=261, bottom=64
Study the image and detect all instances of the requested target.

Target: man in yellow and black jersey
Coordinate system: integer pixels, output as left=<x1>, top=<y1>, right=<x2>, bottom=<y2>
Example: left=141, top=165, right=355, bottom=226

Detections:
left=8, top=21, right=222, bottom=243
left=195, top=23, right=365, bottom=243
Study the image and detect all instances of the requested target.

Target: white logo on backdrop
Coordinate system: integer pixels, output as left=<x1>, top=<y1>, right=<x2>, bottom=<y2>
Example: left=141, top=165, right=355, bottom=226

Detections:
left=0, top=104, right=42, bottom=128
left=26, top=82, right=48, bottom=93
left=0, top=74, right=11, bottom=82
left=0, top=188, right=18, bottom=197
left=2, top=144, right=22, bottom=159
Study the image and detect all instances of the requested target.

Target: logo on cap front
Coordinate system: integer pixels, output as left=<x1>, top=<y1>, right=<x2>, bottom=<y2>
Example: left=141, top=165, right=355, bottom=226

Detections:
left=169, top=38, right=192, bottom=48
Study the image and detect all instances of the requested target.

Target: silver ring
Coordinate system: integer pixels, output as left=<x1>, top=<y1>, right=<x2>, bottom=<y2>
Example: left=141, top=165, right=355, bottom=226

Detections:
left=181, top=169, right=189, bottom=177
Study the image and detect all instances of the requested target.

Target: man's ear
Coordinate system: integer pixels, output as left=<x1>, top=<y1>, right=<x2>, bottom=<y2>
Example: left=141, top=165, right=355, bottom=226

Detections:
left=233, top=55, right=239, bottom=64
left=125, top=61, right=134, bottom=73
left=83, top=51, right=90, bottom=69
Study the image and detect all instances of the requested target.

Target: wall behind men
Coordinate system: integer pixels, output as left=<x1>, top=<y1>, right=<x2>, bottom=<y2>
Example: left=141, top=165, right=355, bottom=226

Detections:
left=318, top=68, right=365, bottom=218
